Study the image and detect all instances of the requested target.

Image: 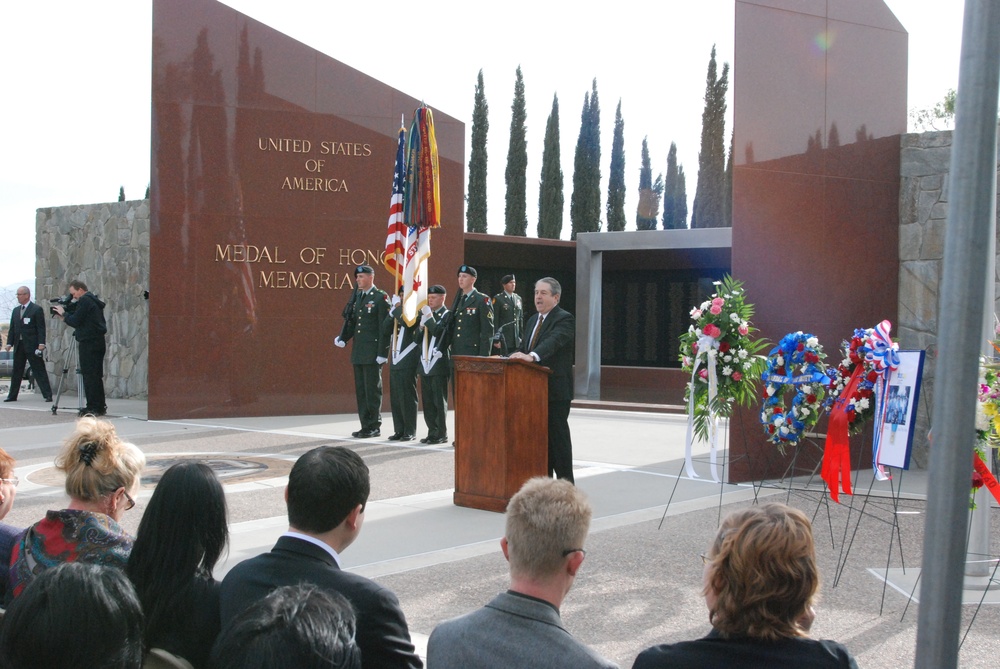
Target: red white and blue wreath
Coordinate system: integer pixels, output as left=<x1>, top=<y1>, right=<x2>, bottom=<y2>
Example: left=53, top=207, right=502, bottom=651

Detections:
left=760, top=331, right=830, bottom=453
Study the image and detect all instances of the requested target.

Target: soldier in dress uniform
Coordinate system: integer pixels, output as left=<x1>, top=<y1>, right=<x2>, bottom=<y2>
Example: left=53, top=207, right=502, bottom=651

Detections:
left=334, top=265, right=390, bottom=438
left=491, top=274, right=523, bottom=356
left=451, top=265, right=494, bottom=357
left=383, top=288, right=420, bottom=441
left=418, top=285, right=451, bottom=445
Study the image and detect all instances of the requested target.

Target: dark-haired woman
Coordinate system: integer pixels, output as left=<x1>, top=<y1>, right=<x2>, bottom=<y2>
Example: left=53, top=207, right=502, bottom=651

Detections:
left=126, top=461, right=229, bottom=669
left=9, top=417, right=145, bottom=600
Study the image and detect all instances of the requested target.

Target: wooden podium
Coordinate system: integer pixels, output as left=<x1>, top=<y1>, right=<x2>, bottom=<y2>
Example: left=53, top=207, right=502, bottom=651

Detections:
left=452, top=356, right=550, bottom=512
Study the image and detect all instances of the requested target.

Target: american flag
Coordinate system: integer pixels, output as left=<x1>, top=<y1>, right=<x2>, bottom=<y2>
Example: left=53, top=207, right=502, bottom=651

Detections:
left=383, top=126, right=407, bottom=285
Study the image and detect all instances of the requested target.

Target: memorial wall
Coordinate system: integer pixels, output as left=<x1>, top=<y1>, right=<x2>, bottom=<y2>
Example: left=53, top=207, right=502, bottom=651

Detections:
left=149, top=0, right=464, bottom=419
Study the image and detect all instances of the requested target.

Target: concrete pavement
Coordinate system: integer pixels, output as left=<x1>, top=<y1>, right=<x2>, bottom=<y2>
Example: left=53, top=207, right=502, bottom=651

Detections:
left=0, top=388, right=998, bottom=667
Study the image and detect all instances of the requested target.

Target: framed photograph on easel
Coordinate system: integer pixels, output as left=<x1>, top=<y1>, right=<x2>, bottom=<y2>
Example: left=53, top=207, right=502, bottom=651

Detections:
left=875, top=350, right=925, bottom=470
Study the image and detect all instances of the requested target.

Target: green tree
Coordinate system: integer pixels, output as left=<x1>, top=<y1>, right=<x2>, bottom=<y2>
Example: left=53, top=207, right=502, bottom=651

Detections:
left=504, top=66, right=528, bottom=236
left=674, top=165, right=688, bottom=228
left=636, top=137, right=660, bottom=230
left=662, top=142, right=678, bottom=229
left=724, top=131, right=733, bottom=228
left=118, top=186, right=125, bottom=202
left=570, top=78, right=602, bottom=239
left=145, top=183, right=150, bottom=199
left=691, top=45, right=729, bottom=228
left=467, top=70, right=489, bottom=233
left=537, top=94, right=564, bottom=239
left=606, top=100, right=626, bottom=232
left=909, top=88, right=957, bottom=131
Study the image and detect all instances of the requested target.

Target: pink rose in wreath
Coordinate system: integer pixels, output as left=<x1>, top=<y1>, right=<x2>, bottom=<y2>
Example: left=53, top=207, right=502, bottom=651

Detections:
left=738, top=324, right=749, bottom=336
left=732, top=371, right=743, bottom=382
left=699, top=369, right=709, bottom=380
left=703, top=323, right=722, bottom=339
left=710, top=305, right=722, bottom=315
left=712, top=297, right=725, bottom=307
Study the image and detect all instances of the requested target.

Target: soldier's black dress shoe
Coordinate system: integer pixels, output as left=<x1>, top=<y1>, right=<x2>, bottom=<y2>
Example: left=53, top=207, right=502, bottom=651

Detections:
left=44, top=396, right=52, bottom=402
left=430, top=436, right=449, bottom=445
left=3, top=398, right=15, bottom=403
left=398, top=434, right=415, bottom=442
left=387, top=433, right=404, bottom=441
left=359, top=429, right=380, bottom=438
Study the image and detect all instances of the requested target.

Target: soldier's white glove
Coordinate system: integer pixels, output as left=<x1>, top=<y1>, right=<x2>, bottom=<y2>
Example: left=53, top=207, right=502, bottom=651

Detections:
left=375, top=356, right=388, bottom=365
left=432, top=350, right=443, bottom=360
left=420, top=305, right=432, bottom=317
left=334, top=336, right=346, bottom=348
left=420, top=313, right=432, bottom=327
left=391, top=295, right=401, bottom=307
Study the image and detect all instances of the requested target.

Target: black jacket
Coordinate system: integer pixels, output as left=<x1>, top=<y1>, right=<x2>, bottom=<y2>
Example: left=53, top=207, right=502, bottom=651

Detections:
left=63, top=292, right=107, bottom=342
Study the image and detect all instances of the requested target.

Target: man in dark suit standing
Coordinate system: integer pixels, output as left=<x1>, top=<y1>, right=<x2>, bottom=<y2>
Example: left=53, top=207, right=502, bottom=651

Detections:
left=491, top=274, right=523, bottom=356
left=427, top=477, right=616, bottom=668
left=219, top=445, right=422, bottom=669
left=418, top=285, right=451, bottom=445
left=5, top=286, right=52, bottom=403
left=383, top=288, right=419, bottom=442
left=334, top=265, right=390, bottom=438
left=509, top=277, right=575, bottom=483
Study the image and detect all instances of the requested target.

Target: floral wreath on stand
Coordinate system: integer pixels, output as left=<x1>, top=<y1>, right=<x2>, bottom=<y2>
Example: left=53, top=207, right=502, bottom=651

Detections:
left=824, top=328, right=881, bottom=433
left=759, top=332, right=830, bottom=454
left=972, top=325, right=1000, bottom=508
left=679, top=275, right=768, bottom=443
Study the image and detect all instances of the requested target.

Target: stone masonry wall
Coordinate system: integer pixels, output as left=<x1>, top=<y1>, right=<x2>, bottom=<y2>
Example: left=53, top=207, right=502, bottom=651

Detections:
left=898, top=127, right=1000, bottom=467
left=36, top=201, right=150, bottom=400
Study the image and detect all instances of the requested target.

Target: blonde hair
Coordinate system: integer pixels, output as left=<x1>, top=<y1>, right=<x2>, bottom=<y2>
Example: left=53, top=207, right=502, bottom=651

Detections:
left=705, top=503, right=818, bottom=640
left=54, top=417, right=145, bottom=502
left=0, top=448, right=15, bottom=479
left=505, top=477, right=591, bottom=579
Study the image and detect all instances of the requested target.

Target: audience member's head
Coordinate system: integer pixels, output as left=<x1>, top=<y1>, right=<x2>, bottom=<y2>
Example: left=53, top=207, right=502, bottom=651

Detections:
left=0, top=447, right=17, bottom=519
left=55, top=417, right=146, bottom=520
left=0, top=562, right=144, bottom=669
left=286, top=446, right=369, bottom=535
left=211, top=584, right=361, bottom=669
left=703, top=503, right=818, bottom=640
left=504, top=477, right=592, bottom=581
left=126, top=461, right=229, bottom=646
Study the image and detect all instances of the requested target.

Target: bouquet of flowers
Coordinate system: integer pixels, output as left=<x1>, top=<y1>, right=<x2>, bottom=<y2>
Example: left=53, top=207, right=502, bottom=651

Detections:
left=679, top=275, right=768, bottom=442
left=760, top=332, right=830, bottom=453
left=824, top=328, right=882, bottom=435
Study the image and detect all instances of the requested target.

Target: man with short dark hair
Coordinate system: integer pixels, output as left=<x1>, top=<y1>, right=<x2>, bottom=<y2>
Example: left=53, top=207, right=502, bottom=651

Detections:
left=212, top=584, right=361, bottom=669
left=4, top=286, right=52, bottom=403
left=491, top=274, right=523, bottom=356
left=334, top=266, right=390, bottom=438
left=510, top=277, right=576, bottom=482
left=219, top=445, right=422, bottom=669
left=52, top=280, right=108, bottom=416
left=427, top=477, right=616, bottom=668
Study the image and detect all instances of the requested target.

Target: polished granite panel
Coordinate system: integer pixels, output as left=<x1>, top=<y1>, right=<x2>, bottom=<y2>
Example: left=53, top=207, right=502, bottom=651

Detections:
left=150, top=0, right=464, bottom=419
left=731, top=0, right=904, bottom=481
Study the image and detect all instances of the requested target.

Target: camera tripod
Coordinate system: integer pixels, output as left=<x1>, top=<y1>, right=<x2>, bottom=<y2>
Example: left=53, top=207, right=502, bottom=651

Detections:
left=50, top=338, right=85, bottom=416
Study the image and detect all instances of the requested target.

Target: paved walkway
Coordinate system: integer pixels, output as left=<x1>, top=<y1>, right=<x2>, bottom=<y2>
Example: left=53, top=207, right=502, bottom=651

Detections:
left=1, top=390, right=998, bottom=667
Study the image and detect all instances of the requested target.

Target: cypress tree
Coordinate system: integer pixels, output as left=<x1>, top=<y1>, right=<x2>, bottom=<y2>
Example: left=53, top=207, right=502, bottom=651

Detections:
left=692, top=45, right=730, bottom=228
left=570, top=79, right=602, bottom=239
left=724, top=131, right=733, bottom=228
left=675, top=166, right=688, bottom=229
left=467, top=70, right=489, bottom=233
left=504, top=66, right=528, bottom=236
left=145, top=183, right=150, bottom=199
left=636, top=137, right=658, bottom=230
left=537, top=94, right=564, bottom=239
left=662, top=142, right=678, bottom=229
left=606, top=100, right=626, bottom=232
left=118, top=186, right=125, bottom=202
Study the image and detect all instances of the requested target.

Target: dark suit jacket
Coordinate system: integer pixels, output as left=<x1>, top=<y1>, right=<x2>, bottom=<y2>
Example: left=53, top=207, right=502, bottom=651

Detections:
left=521, top=305, right=575, bottom=402
left=631, top=629, right=858, bottom=669
left=428, top=591, right=618, bottom=669
left=219, top=535, right=422, bottom=669
left=7, top=302, right=46, bottom=351
left=344, top=288, right=391, bottom=365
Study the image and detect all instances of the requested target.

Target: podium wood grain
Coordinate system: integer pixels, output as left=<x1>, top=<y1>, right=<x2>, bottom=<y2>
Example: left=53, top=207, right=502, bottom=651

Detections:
left=452, top=356, right=550, bottom=512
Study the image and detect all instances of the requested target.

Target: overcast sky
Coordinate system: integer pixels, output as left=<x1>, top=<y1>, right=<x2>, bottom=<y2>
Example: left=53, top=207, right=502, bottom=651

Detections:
left=0, top=1, right=966, bottom=292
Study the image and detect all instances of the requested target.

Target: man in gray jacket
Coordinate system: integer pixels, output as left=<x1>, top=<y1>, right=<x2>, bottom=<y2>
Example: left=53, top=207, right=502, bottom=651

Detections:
left=427, top=477, right=618, bottom=668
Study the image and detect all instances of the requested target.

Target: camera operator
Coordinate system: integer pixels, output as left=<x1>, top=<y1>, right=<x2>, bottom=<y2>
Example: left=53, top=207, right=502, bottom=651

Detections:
left=4, top=286, right=53, bottom=403
left=52, top=280, right=108, bottom=417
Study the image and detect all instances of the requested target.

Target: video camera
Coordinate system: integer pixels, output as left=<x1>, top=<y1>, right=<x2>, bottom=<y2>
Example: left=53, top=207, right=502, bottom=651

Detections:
left=48, top=295, right=76, bottom=316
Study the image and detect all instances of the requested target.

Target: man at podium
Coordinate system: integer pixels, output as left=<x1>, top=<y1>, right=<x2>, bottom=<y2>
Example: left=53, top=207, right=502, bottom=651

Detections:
left=509, top=278, right=575, bottom=483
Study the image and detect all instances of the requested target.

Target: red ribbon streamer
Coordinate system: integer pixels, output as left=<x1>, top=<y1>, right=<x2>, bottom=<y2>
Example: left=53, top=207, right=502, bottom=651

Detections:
left=973, top=453, right=1000, bottom=506
left=823, top=366, right=863, bottom=502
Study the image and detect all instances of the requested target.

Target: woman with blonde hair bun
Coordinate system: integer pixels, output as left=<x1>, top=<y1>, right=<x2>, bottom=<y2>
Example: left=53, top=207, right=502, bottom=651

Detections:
left=632, top=503, right=858, bottom=669
left=8, top=416, right=145, bottom=600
